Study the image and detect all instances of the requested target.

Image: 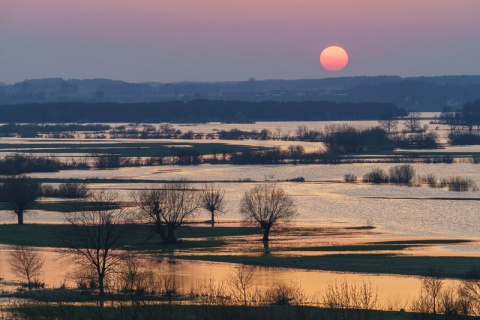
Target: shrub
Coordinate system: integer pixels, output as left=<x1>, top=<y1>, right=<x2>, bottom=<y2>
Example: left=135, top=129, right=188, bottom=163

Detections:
left=448, top=132, right=480, bottom=145
left=41, top=183, right=89, bottom=198
left=287, top=177, right=305, bottom=182
left=90, top=153, right=123, bottom=169
left=389, top=164, right=415, bottom=185
left=344, top=173, right=357, bottom=182
left=363, top=168, right=389, bottom=183
left=263, top=282, right=305, bottom=306
left=421, top=173, right=439, bottom=188
left=443, top=176, right=478, bottom=192
left=0, top=153, right=62, bottom=175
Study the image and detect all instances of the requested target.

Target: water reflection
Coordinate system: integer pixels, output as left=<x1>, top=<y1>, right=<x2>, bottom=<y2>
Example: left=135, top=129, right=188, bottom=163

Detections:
left=0, top=247, right=461, bottom=308
left=263, top=241, right=270, bottom=255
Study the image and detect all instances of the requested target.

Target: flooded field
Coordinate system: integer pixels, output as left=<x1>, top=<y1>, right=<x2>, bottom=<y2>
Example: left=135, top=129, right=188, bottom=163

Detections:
left=2, top=162, right=476, bottom=244
left=0, top=246, right=458, bottom=309
left=1, top=116, right=479, bottom=315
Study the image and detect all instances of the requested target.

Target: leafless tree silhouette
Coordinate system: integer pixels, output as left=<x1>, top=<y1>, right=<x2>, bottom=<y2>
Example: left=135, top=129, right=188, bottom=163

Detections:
left=63, top=191, right=132, bottom=296
left=199, top=183, right=227, bottom=227
left=9, top=246, right=45, bottom=290
left=131, top=181, right=200, bottom=244
left=240, top=184, right=296, bottom=242
left=378, top=113, right=399, bottom=134
left=0, top=176, right=41, bottom=224
left=404, top=111, right=422, bottom=132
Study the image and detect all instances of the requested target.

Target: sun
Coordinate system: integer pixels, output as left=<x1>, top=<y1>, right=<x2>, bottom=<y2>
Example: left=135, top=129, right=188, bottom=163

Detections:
left=320, top=46, right=349, bottom=72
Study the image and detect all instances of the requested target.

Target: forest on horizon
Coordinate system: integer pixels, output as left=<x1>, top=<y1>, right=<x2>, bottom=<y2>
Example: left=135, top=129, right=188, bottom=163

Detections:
left=0, top=100, right=404, bottom=123
left=1, top=75, right=480, bottom=112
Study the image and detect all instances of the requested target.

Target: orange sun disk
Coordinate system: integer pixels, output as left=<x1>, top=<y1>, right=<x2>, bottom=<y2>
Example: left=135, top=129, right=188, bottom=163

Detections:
left=320, top=46, right=348, bottom=72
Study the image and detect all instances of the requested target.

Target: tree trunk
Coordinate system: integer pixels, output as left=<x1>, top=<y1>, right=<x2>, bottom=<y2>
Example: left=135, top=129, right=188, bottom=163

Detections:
left=153, top=204, right=168, bottom=243
left=98, top=273, right=105, bottom=296
left=154, top=219, right=168, bottom=243
left=262, top=225, right=271, bottom=242
left=211, top=210, right=215, bottom=228
left=15, top=209, right=24, bottom=225
left=263, top=240, right=270, bottom=255
left=166, top=223, right=177, bottom=244
left=26, top=272, right=32, bottom=290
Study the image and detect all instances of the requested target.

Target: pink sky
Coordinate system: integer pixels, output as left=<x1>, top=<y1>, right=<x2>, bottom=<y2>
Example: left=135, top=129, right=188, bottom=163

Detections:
left=1, top=0, right=479, bottom=83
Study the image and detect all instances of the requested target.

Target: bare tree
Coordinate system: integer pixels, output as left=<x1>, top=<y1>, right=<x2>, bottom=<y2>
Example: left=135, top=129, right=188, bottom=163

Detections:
left=240, top=184, right=296, bottom=242
left=0, top=176, right=42, bottom=224
left=199, top=183, right=227, bottom=227
left=226, top=265, right=257, bottom=305
left=9, top=246, right=45, bottom=290
left=404, top=111, right=422, bottom=132
left=131, top=181, right=200, bottom=244
left=459, top=269, right=480, bottom=315
left=63, top=191, right=132, bottom=296
left=117, top=253, right=153, bottom=294
left=422, top=267, right=444, bottom=314
left=378, top=112, right=399, bottom=134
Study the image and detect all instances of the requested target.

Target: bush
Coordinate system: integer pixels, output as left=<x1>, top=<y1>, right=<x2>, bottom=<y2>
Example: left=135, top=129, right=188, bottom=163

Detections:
left=287, top=177, right=305, bottom=182
left=442, top=176, right=478, bottom=192
left=91, top=153, right=123, bottom=169
left=41, top=183, right=89, bottom=198
left=363, top=168, right=389, bottom=183
left=448, top=132, right=480, bottom=145
left=0, top=153, right=62, bottom=175
left=389, top=164, right=415, bottom=185
left=421, top=173, right=439, bottom=188
left=263, top=282, right=305, bottom=306
left=344, top=173, right=357, bottom=182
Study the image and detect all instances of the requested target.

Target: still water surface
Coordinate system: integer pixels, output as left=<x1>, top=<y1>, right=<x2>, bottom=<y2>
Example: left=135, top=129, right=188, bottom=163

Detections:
left=8, top=162, right=478, bottom=242
left=0, top=247, right=451, bottom=309
left=0, top=116, right=477, bottom=309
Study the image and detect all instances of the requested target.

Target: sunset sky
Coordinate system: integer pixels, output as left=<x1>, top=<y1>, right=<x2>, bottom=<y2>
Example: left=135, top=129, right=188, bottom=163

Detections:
left=1, top=0, right=479, bottom=83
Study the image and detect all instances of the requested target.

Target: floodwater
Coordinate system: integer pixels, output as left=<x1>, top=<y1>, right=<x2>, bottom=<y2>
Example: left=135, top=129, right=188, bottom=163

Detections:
left=1, top=116, right=479, bottom=310
left=0, top=247, right=455, bottom=310
left=5, top=162, right=479, bottom=246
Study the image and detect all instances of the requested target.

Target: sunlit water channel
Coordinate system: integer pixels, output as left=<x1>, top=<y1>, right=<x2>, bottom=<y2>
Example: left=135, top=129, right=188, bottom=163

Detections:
left=0, top=247, right=457, bottom=309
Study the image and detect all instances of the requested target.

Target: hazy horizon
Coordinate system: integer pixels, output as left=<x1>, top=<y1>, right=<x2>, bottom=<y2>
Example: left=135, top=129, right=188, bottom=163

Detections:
left=1, top=0, right=479, bottom=83
left=4, top=74, right=480, bottom=86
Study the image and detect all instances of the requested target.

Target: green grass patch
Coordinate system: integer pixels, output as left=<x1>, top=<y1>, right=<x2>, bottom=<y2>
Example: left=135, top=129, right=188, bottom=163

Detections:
left=0, top=224, right=260, bottom=252
left=174, top=253, right=480, bottom=279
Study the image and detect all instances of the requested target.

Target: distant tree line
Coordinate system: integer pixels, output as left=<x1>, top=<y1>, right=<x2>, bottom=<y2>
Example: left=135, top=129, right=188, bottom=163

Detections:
left=0, top=100, right=405, bottom=123
left=0, top=154, right=66, bottom=175
left=438, top=100, right=480, bottom=132
left=356, top=165, right=478, bottom=191
left=0, top=123, right=110, bottom=137
left=434, top=100, right=480, bottom=146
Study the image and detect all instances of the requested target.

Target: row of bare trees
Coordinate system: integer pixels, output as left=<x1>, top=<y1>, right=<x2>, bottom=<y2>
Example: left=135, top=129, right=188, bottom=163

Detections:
left=0, top=175, right=297, bottom=244
left=132, top=182, right=295, bottom=244
left=67, top=184, right=295, bottom=296
left=2, top=182, right=297, bottom=297
left=77, top=184, right=295, bottom=295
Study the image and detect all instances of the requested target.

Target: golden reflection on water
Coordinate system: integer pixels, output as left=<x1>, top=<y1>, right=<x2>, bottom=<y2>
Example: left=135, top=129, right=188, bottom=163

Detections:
left=0, top=247, right=461, bottom=308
